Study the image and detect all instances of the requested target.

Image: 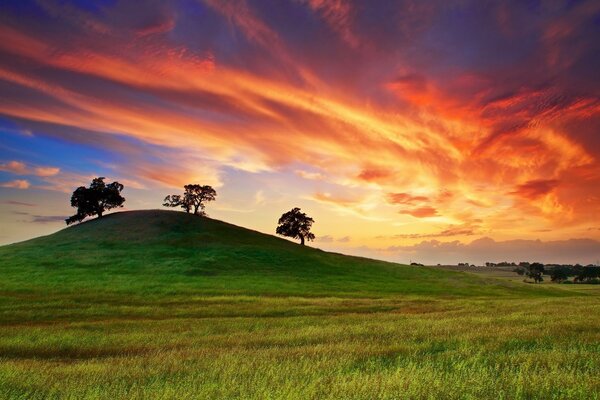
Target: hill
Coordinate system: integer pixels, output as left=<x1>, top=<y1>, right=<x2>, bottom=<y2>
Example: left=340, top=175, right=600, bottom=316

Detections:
left=0, top=210, right=555, bottom=299
left=1, top=210, right=598, bottom=399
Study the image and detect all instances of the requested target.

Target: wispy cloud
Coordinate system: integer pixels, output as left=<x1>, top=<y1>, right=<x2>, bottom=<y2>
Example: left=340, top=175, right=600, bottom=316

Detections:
left=0, top=160, right=60, bottom=177
left=1, top=180, right=30, bottom=189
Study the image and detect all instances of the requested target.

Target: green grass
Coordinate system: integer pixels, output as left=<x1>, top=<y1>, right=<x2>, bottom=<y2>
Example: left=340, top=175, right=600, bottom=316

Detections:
left=0, top=210, right=598, bottom=399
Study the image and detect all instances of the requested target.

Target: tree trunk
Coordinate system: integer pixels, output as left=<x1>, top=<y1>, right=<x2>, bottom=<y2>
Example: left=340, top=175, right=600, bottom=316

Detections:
left=300, top=235, right=305, bottom=245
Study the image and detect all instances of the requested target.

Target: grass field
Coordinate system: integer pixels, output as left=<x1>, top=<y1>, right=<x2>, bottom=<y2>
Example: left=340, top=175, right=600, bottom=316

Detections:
left=0, top=210, right=598, bottom=399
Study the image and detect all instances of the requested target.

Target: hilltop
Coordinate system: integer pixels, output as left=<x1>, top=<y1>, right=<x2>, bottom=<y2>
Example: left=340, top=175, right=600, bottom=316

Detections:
left=0, top=210, right=560, bottom=299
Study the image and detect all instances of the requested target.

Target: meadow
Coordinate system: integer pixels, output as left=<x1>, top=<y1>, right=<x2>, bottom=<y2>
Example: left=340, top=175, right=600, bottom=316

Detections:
left=0, top=211, right=598, bottom=399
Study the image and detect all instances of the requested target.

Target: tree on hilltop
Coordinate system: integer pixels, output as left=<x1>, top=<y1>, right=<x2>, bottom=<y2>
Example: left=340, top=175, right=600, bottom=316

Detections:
left=163, top=194, right=189, bottom=213
left=276, top=207, right=315, bottom=245
left=65, top=177, right=125, bottom=225
left=163, top=184, right=217, bottom=216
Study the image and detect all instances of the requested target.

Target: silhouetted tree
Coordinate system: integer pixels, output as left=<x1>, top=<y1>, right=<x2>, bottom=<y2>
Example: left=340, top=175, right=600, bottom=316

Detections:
left=526, top=262, right=545, bottom=283
left=163, top=184, right=216, bottom=216
left=65, top=177, right=125, bottom=225
left=574, top=266, right=600, bottom=283
left=276, top=207, right=315, bottom=245
left=549, top=267, right=570, bottom=283
left=163, top=194, right=189, bottom=213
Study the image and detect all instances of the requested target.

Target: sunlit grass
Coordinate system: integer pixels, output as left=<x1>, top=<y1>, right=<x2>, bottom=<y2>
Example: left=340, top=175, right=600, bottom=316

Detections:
left=0, top=211, right=598, bottom=399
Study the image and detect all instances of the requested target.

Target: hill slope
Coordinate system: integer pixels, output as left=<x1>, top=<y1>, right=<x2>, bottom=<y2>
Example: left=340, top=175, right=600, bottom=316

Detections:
left=0, top=210, right=560, bottom=299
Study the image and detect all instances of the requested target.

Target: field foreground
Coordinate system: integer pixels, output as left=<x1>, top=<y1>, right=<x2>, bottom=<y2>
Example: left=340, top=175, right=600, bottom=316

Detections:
left=0, top=211, right=598, bottom=399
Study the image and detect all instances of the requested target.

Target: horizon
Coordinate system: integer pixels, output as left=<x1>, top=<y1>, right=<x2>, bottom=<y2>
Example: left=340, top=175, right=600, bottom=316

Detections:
left=1, top=0, right=600, bottom=265
left=5, top=207, right=600, bottom=267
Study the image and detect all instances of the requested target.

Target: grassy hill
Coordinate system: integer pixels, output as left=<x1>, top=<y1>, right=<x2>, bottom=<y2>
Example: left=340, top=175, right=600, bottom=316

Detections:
left=0, top=210, right=561, bottom=300
left=0, top=210, right=598, bottom=399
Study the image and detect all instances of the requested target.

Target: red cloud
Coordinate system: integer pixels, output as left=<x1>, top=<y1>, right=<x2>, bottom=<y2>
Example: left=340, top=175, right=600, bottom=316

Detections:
left=399, top=206, right=438, bottom=218
left=386, top=192, right=429, bottom=205
left=512, top=179, right=560, bottom=199
left=357, top=168, right=394, bottom=182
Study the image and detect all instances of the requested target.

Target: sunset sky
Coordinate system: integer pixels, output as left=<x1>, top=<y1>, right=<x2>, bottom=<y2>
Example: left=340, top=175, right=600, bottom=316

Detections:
left=1, top=0, right=599, bottom=264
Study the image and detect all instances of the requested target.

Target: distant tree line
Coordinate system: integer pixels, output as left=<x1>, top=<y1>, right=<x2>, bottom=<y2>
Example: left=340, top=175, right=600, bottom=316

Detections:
left=486, top=261, right=518, bottom=267
left=511, top=262, right=600, bottom=284
left=66, top=178, right=316, bottom=246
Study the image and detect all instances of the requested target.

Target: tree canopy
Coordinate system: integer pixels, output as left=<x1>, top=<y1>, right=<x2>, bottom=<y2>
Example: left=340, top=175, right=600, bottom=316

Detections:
left=163, top=184, right=217, bottom=215
left=275, top=207, right=315, bottom=245
left=526, top=262, right=545, bottom=283
left=65, top=177, right=125, bottom=225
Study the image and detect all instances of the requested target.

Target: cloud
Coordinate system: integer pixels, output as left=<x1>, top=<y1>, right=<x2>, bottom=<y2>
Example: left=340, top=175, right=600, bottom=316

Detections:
left=385, top=225, right=479, bottom=240
left=0, top=161, right=27, bottom=174
left=1, top=180, right=30, bottom=189
left=295, top=170, right=325, bottom=180
left=383, top=237, right=600, bottom=265
left=511, top=179, right=560, bottom=199
left=135, top=15, right=175, bottom=37
left=1, top=200, right=36, bottom=206
left=357, top=168, right=395, bottom=183
left=398, top=206, right=438, bottom=218
left=317, top=235, right=334, bottom=243
left=304, top=0, right=359, bottom=47
left=34, top=167, right=60, bottom=177
left=0, top=160, right=60, bottom=177
left=29, top=215, right=65, bottom=224
left=254, top=190, right=265, bottom=205
left=386, top=192, right=429, bottom=205
left=312, top=192, right=360, bottom=207
left=10, top=209, right=65, bottom=224
left=317, top=234, right=350, bottom=243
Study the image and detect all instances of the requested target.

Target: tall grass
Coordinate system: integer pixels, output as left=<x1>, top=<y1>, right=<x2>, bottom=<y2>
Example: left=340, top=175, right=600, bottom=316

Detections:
left=0, top=296, right=598, bottom=399
left=0, top=211, right=597, bottom=399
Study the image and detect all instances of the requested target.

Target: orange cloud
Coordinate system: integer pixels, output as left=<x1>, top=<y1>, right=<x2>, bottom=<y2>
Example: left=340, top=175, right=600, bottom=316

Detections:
left=34, top=167, right=60, bottom=177
left=313, top=192, right=360, bottom=207
left=386, top=192, right=429, bottom=205
left=399, top=206, right=438, bottom=218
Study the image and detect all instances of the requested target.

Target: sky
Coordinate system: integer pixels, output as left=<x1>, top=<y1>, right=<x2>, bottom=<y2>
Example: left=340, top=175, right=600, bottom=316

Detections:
left=1, top=0, right=600, bottom=265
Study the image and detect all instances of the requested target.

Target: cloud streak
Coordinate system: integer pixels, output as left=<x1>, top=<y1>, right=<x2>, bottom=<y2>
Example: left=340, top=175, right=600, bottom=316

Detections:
left=1, top=180, right=30, bottom=189
left=0, top=160, right=60, bottom=177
